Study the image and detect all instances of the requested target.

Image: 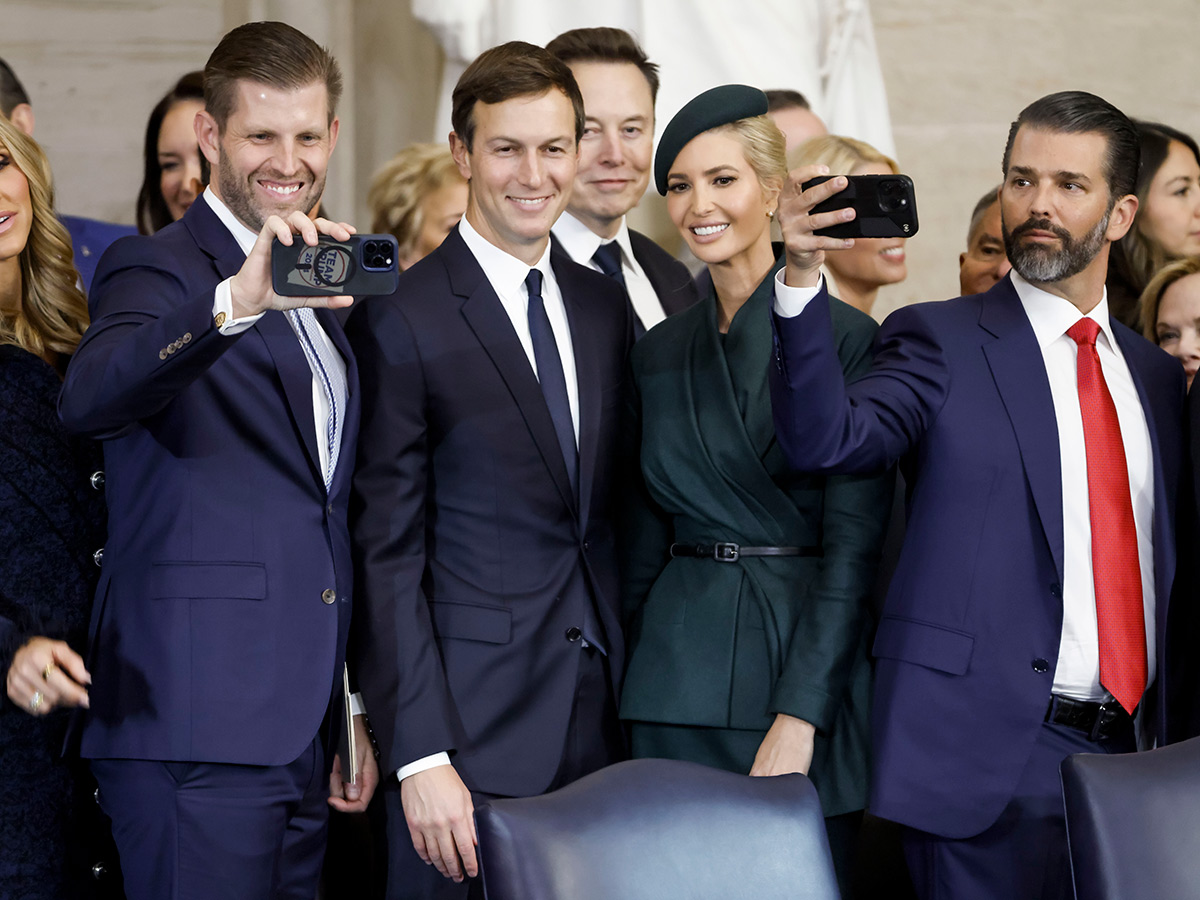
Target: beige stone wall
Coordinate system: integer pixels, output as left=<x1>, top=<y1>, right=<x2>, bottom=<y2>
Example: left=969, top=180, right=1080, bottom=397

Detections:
left=6, top=0, right=1199, bottom=315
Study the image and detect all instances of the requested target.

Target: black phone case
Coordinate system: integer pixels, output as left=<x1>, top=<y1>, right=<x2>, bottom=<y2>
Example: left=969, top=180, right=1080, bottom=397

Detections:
left=802, top=174, right=919, bottom=239
left=271, top=234, right=400, bottom=297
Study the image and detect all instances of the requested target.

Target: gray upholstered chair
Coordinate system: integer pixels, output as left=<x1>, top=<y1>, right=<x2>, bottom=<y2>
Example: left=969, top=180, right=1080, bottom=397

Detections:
left=475, top=757, right=840, bottom=900
left=1061, top=736, right=1200, bottom=899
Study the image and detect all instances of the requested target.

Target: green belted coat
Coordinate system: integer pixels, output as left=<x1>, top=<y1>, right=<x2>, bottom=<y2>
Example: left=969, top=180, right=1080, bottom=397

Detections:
left=619, top=261, right=891, bottom=816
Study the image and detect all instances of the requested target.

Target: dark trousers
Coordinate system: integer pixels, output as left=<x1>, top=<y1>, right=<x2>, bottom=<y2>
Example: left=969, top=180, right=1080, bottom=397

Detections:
left=91, top=735, right=328, bottom=900
left=384, top=646, right=624, bottom=900
left=902, top=721, right=1136, bottom=900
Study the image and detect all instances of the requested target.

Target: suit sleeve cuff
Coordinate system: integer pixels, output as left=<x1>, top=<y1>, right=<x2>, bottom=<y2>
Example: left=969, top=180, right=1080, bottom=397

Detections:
left=773, top=270, right=824, bottom=318
left=213, top=279, right=264, bottom=335
left=395, top=752, right=452, bottom=784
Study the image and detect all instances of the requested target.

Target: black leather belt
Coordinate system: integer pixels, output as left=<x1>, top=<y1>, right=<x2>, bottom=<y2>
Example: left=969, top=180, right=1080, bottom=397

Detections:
left=668, top=542, right=821, bottom=563
left=1045, top=695, right=1135, bottom=742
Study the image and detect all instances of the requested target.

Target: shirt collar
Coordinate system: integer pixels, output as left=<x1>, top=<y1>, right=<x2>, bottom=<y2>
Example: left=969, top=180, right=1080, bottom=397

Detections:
left=203, top=189, right=258, bottom=256
left=1010, top=269, right=1118, bottom=353
left=459, top=215, right=553, bottom=296
left=552, top=212, right=641, bottom=276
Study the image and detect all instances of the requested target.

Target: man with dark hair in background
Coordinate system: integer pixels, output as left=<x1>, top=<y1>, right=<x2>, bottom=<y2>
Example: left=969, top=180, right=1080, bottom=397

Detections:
left=545, top=27, right=697, bottom=336
left=770, top=90, right=1186, bottom=899
left=959, top=186, right=1011, bottom=296
left=348, top=40, right=630, bottom=900
left=59, top=21, right=376, bottom=900
left=765, top=88, right=828, bottom=153
left=0, top=56, right=136, bottom=291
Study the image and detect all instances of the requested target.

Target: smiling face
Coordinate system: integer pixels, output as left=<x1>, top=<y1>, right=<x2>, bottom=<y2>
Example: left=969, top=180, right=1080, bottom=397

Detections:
left=1000, top=126, right=1131, bottom=288
left=158, top=98, right=205, bottom=222
left=451, top=89, right=578, bottom=264
left=1155, top=270, right=1200, bottom=387
left=200, top=79, right=338, bottom=232
left=824, top=160, right=908, bottom=297
left=665, top=129, right=778, bottom=273
left=565, top=61, right=654, bottom=239
left=0, top=141, right=32, bottom=272
left=959, top=199, right=1011, bottom=295
left=1139, top=139, right=1200, bottom=259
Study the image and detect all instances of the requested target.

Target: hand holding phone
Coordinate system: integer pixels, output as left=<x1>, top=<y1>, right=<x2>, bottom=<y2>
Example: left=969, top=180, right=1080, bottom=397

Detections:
left=799, top=173, right=919, bottom=239
left=271, top=234, right=400, bottom=297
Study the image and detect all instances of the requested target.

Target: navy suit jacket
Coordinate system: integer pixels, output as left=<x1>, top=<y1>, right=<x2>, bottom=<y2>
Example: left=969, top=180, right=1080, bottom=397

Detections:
left=59, top=198, right=359, bottom=767
left=769, top=276, right=1186, bottom=838
left=60, top=214, right=137, bottom=295
left=346, top=226, right=631, bottom=798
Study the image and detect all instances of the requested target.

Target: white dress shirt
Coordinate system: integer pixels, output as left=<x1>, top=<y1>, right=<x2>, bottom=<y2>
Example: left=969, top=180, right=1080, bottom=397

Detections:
left=773, top=270, right=1156, bottom=704
left=396, top=216, right=582, bottom=784
left=552, top=212, right=665, bottom=332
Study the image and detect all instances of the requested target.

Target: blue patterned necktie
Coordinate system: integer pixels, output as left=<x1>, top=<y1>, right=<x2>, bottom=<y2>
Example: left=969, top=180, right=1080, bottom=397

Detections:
left=286, top=308, right=347, bottom=489
left=525, top=269, right=577, bottom=497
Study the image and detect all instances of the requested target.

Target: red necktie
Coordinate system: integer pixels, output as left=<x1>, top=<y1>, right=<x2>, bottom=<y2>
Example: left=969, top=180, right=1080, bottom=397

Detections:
left=1066, top=317, right=1147, bottom=714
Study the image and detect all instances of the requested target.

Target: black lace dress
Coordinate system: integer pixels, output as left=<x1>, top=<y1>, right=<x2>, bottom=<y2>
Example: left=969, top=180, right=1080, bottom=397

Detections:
left=0, top=344, right=120, bottom=899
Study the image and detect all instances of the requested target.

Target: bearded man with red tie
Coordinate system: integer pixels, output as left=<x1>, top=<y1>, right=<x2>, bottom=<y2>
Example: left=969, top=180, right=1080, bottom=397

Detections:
left=767, top=91, right=1188, bottom=900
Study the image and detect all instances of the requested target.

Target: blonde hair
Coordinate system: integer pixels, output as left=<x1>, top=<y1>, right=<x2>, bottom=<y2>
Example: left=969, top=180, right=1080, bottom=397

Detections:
left=0, top=116, right=88, bottom=367
left=1139, top=255, right=1200, bottom=340
left=789, top=134, right=898, bottom=176
left=712, top=114, right=787, bottom=195
left=368, top=144, right=465, bottom=262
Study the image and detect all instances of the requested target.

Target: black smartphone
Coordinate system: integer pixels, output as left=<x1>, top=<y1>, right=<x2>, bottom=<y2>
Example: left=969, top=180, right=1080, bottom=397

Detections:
left=801, top=174, right=919, bottom=239
left=271, top=234, right=400, bottom=297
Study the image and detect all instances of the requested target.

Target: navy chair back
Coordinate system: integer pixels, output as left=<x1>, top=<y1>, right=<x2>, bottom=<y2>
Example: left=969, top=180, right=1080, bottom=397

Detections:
left=474, top=758, right=840, bottom=900
left=1061, top=736, right=1200, bottom=899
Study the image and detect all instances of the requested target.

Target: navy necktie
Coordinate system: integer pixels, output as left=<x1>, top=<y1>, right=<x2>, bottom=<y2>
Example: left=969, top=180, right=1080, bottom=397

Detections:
left=525, top=269, right=577, bottom=497
left=591, top=241, right=627, bottom=290
left=592, top=241, right=645, bottom=338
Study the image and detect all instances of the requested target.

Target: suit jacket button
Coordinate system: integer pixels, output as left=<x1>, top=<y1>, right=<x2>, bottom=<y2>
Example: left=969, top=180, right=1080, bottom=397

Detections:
left=92, top=548, right=104, bottom=567
left=182, top=332, right=192, bottom=343
left=159, top=349, right=168, bottom=360
left=90, top=471, right=105, bottom=490
left=92, top=862, right=107, bottom=880
left=1032, top=658, right=1049, bottom=673
left=322, top=589, right=337, bottom=605
left=565, top=626, right=582, bottom=642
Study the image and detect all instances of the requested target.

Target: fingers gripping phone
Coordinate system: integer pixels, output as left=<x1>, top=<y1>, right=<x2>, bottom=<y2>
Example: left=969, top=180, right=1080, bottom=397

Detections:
left=271, top=234, right=401, bottom=297
left=801, top=174, right=919, bottom=239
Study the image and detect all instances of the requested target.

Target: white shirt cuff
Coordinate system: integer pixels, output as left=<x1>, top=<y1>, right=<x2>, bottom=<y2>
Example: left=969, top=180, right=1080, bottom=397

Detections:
left=773, top=270, right=824, bottom=318
left=214, top=278, right=265, bottom=335
left=349, top=691, right=366, bottom=717
left=396, top=752, right=452, bottom=783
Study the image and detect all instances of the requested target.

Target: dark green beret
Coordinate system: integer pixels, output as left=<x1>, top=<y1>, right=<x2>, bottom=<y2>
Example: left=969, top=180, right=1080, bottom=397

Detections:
left=654, top=84, right=769, bottom=195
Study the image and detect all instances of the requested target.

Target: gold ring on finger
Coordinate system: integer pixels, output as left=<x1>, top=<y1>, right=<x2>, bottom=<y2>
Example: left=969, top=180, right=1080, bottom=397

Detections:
left=42, top=663, right=54, bottom=681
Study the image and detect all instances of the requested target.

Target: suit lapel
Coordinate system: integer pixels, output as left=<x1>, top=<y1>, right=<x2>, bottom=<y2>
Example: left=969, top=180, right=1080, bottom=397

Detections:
left=556, top=256, right=601, bottom=527
left=979, top=280, right=1065, bottom=580
left=446, top=231, right=579, bottom=517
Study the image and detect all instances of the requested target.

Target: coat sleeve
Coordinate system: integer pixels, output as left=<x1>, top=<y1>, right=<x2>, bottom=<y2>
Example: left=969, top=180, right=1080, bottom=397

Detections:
left=58, top=237, right=245, bottom=439
left=345, top=297, right=465, bottom=777
left=769, top=283, right=950, bottom=475
left=769, top=303, right=892, bottom=730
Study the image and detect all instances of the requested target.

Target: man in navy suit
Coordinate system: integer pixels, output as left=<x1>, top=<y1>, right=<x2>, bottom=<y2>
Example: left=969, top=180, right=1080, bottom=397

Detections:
left=59, top=22, right=376, bottom=900
left=545, top=27, right=698, bottom=335
left=768, top=91, right=1186, bottom=899
left=347, top=41, right=630, bottom=900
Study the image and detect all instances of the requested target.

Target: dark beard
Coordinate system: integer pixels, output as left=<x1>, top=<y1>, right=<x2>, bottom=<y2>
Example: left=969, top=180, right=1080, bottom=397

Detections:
left=1002, top=213, right=1108, bottom=284
left=217, top=145, right=321, bottom=233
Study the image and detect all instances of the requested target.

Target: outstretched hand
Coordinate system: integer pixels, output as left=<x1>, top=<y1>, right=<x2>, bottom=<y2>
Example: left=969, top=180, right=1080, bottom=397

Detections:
left=229, top=210, right=357, bottom=318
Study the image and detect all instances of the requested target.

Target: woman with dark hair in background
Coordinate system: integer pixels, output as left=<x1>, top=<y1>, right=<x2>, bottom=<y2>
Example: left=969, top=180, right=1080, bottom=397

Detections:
left=618, top=85, right=890, bottom=897
left=1108, top=120, right=1200, bottom=327
left=135, top=71, right=204, bottom=234
left=0, top=116, right=119, bottom=897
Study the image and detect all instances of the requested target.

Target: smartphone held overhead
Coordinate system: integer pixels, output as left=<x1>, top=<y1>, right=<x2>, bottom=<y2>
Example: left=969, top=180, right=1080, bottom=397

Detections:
left=271, top=234, right=401, bottom=297
left=802, top=174, right=919, bottom=240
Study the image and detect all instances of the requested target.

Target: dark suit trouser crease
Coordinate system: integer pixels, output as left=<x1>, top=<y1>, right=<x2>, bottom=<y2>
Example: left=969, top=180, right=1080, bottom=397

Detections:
left=383, top=646, right=624, bottom=900
left=901, top=722, right=1136, bottom=900
left=91, top=735, right=328, bottom=900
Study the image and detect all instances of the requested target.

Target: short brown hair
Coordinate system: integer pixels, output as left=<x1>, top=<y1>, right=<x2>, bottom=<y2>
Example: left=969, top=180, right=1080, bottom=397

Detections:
left=204, top=21, right=342, bottom=131
left=451, top=42, right=584, bottom=151
left=545, top=28, right=659, bottom=102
